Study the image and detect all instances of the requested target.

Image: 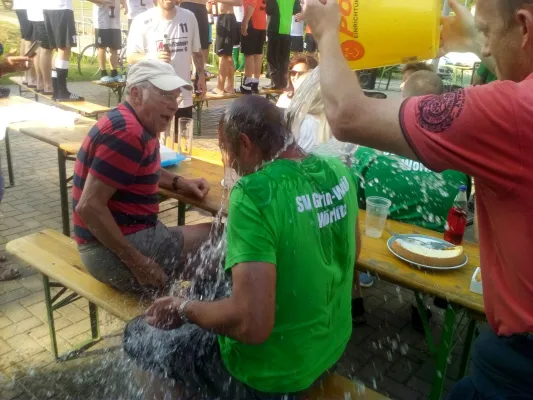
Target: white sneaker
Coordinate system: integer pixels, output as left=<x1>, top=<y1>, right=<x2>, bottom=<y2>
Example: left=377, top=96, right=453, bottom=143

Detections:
left=114, top=75, right=126, bottom=83
left=100, top=75, right=115, bottom=83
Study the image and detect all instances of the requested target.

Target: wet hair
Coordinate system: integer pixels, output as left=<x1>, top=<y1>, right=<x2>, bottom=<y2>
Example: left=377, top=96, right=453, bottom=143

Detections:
left=289, top=54, right=319, bottom=71
left=500, top=0, right=533, bottom=26
left=401, top=62, right=434, bottom=79
left=403, top=70, right=444, bottom=97
left=220, top=96, right=291, bottom=159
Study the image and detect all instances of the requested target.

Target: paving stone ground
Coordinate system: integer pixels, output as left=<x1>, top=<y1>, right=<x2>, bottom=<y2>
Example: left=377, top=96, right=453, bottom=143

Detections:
left=0, top=79, right=474, bottom=400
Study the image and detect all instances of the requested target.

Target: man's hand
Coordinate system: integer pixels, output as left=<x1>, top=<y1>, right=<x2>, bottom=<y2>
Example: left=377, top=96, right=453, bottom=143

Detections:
left=196, top=74, right=207, bottom=94
left=241, top=22, right=248, bottom=36
left=123, top=3, right=128, bottom=15
left=176, top=177, right=210, bottom=199
left=294, top=12, right=304, bottom=22
left=158, top=50, right=171, bottom=63
left=439, top=0, right=478, bottom=56
left=1, top=56, right=32, bottom=74
left=129, top=256, right=168, bottom=288
left=302, top=0, right=339, bottom=42
left=144, top=296, right=185, bottom=330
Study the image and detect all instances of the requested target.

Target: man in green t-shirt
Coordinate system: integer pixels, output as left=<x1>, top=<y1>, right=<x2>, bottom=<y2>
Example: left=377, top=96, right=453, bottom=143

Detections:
left=123, top=96, right=360, bottom=399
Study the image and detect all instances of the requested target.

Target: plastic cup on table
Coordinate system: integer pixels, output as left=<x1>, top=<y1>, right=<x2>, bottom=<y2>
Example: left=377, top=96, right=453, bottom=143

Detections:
left=365, top=196, right=392, bottom=238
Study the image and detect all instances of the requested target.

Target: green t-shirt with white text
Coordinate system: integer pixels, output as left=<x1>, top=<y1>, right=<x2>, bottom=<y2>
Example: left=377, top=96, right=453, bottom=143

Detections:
left=218, top=154, right=358, bottom=393
left=352, top=147, right=470, bottom=232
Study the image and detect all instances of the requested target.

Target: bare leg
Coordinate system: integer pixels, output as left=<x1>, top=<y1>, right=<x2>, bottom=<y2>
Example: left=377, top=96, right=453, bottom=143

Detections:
left=25, top=40, right=37, bottom=86
left=98, top=48, right=107, bottom=71
left=57, top=47, right=71, bottom=62
left=40, top=48, right=53, bottom=93
left=202, top=48, right=209, bottom=69
left=225, top=55, right=235, bottom=92
left=214, top=56, right=226, bottom=94
left=34, top=49, right=44, bottom=91
left=243, top=55, right=254, bottom=80
left=133, top=365, right=183, bottom=400
left=253, top=54, right=263, bottom=79
left=109, top=48, right=118, bottom=70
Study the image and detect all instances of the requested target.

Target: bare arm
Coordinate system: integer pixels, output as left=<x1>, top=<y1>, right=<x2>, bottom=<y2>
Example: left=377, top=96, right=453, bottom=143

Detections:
left=145, top=262, right=276, bottom=343
left=192, top=51, right=205, bottom=76
left=473, top=208, right=479, bottom=243
left=186, top=262, right=276, bottom=344
left=315, top=31, right=418, bottom=160
left=76, top=175, right=148, bottom=268
left=242, top=3, right=255, bottom=26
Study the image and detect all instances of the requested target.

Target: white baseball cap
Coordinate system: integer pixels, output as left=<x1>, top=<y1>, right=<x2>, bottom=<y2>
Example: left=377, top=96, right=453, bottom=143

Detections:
left=126, top=59, right=193, bottom=91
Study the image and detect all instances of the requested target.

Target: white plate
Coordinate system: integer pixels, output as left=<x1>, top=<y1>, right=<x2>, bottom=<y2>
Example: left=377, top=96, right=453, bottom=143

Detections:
left=387, top=234, right=468, bottom=270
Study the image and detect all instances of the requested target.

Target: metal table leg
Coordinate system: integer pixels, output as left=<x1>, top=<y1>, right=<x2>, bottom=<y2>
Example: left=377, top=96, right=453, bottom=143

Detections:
left=43, top=274, right=60, bottom=359
left=458, top=318, right=477, bottom=378
left=4, top=129, right=14, bottom=187
left=430, top=304, right=458, bottom=400
left=58, top=149, right=70, bottom=236
left=195, top=101, right=203, bottom=136
left=177, top=201, right=186, bottom=226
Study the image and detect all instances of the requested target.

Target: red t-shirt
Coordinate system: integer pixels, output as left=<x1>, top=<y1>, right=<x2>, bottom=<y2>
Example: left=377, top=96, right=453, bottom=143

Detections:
left=400, top=74, right=533, bottom=336
left=72, top=102, right=161, bottom=245
left=244, top=0, right=266, bottom=30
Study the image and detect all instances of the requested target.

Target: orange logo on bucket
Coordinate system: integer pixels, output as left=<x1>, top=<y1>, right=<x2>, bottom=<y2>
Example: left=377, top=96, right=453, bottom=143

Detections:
left=337, top=0, right=365, bottom=63
left=341, top=40, right=365, bottom=61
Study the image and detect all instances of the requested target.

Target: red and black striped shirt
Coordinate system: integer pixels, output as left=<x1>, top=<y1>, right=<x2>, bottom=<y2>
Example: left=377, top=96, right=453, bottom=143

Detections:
left=72, top=102, right=161, bottom=244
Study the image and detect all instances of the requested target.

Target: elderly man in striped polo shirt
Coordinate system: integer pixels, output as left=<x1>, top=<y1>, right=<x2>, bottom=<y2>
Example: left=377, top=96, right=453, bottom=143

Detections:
left=73, top=60, right=212, bottom=293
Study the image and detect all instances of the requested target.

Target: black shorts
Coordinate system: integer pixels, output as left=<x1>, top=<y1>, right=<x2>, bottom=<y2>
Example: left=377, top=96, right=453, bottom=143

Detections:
left=16, top=10, right=33, bottom=41
left=95, top=29, right=122, bottom=49
left=304, top=33, right=317, bottom=53
left=215, top=14, right=239, bottom=57
left=291, top=36, right=304, bottom=53
left=180, top=2, right=210, bottom=50
left=241, top=25, right=266, bottom=56
left=31, top=22, right=51, bottom=50
left=43, top=9, right=77, bottom=49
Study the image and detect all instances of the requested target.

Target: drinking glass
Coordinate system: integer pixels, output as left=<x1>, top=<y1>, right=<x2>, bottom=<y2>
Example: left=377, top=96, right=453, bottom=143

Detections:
left=177, top=117, right=193, bottom=160
left=365, top=196, right=392, bottom=238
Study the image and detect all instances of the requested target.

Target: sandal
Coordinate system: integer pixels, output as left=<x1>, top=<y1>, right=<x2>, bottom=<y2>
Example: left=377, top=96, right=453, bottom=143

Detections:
left=0, top=266, right=20, bottom=281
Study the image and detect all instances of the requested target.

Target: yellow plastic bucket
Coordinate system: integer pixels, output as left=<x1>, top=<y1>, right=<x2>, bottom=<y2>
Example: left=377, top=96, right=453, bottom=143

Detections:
left=337, top=0, right=441, bottom=70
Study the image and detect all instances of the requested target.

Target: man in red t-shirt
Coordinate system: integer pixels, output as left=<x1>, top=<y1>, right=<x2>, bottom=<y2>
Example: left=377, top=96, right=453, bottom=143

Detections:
left=304, top=0, right=533, bottom=397
left=239, top=0, right=266, bottom=94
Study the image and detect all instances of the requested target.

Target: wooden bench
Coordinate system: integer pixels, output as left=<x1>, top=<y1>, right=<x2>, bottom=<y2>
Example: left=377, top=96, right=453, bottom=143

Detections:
left=10, top=76, right=111, bottom=118
left=6, top=229, right=147, bottom=360
left=7, top=229, right=389, bottom=399
left=306, top=374, right=389, bottom=399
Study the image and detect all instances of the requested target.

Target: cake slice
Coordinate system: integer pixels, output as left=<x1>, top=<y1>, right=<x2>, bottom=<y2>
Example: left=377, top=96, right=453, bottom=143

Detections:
left=391, top=238, right=465, bottom=267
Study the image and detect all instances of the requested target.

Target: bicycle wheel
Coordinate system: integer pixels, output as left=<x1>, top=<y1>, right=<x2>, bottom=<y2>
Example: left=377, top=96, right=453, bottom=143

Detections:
left=77, top=43, right=101, bottom=77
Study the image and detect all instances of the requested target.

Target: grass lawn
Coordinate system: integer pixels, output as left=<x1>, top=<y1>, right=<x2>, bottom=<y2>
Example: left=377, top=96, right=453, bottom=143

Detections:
left=0, top=22, right=99, bottom=84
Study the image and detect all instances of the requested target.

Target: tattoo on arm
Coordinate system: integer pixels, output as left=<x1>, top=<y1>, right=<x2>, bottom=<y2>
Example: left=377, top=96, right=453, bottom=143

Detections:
left=192, top=52, right=205, bottom=73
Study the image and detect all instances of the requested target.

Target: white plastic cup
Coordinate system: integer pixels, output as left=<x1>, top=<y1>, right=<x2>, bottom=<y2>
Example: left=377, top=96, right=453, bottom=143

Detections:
left=365, top=196, right=392, bottom=238
left=177, top=117, right=193, bottom=160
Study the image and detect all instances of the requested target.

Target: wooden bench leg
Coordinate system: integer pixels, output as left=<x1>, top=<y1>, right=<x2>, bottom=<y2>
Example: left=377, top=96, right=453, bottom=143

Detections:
left=57, top=149, right=70, bottom=237
left=43, top=274, right=60, bottom=359
left=42, top=274, right=103, bottom=361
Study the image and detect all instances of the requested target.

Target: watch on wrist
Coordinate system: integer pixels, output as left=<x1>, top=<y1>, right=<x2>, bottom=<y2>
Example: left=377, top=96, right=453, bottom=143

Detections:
left=178, top=299, right=193, bottom=324
left=172, top=175, right=182, bottom=191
